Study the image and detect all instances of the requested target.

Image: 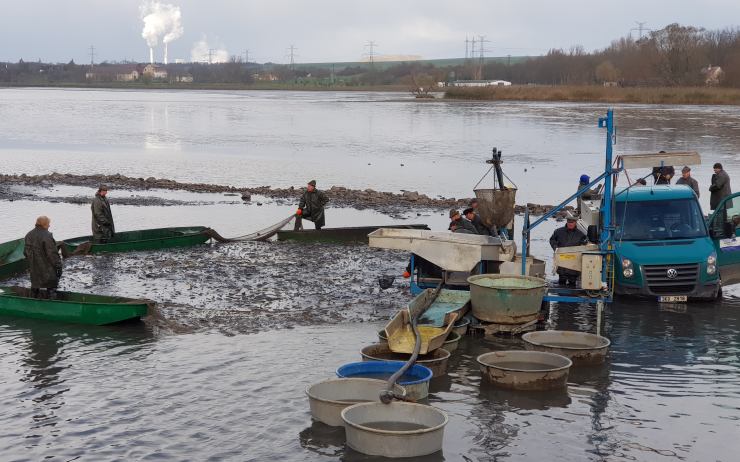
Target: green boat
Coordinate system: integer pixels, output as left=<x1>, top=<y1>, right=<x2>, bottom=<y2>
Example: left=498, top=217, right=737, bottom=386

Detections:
left=0, top=286, right=151, bottom=325
left=0, top=238, right=28, bottom=280
left=61, top=226, right=213, bottom=255
left=277, top=224, right=430, bottom=244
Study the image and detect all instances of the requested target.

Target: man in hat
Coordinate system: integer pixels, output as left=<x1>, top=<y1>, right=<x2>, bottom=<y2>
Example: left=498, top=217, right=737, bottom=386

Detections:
left=549, top=217, right=588, bottom=286
left=91, top=185, right=115, bottom=243
left=675, top=166, right=700, bottom=197
left=24, top=216, right=63, bottom=299
left=297, top=180, right=329, bottom=230
left=463, top=207, right=490, bottom=235
left=576, top=174, right=599, bottom=215
left=449, top=209, right=477, bottom=234
left=709, top=162, right=732, bottom=211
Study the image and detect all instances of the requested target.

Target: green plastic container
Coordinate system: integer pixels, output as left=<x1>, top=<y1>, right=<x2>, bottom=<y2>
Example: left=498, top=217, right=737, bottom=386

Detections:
left=467, top=274, right=547, bottom=324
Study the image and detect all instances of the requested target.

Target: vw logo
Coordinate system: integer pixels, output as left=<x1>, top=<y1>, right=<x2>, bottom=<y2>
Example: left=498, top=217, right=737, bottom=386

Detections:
left=666, top=268, right=679, bottom=279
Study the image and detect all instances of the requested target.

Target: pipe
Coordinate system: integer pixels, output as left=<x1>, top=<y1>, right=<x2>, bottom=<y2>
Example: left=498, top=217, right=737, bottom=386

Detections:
left=379, top=282, right=442, bottom=404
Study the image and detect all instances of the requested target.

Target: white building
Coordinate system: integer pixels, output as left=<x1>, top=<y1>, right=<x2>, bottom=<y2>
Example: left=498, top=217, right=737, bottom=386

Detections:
left=450, top=80, right=512, bottom=87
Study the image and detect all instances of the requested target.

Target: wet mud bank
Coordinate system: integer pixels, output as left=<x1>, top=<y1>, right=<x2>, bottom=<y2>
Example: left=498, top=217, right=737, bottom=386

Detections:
left=0, top=172, right=573, bottom=217
left=5, top=241, right=412, bottom=335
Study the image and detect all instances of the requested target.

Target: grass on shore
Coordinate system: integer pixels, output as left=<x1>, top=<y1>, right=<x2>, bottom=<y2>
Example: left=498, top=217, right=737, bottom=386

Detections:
left=444, top=85, right=740, bottom=105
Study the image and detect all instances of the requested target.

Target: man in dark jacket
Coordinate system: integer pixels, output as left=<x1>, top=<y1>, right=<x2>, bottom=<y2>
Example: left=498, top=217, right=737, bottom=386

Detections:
left=463, top=208, right=490, bottom=235
left=675, top=166, right=700, bottom=197
left=24, top=216, right=63, bottom=299
left=449, top=209, right=478, bottom=234
left=549, top=217, right=588, bottom=285
left=91, top=185, right=115, bottom=243
left=709, top=163, right=732, bottom=210
left=297, top=180, right=329, bottom=230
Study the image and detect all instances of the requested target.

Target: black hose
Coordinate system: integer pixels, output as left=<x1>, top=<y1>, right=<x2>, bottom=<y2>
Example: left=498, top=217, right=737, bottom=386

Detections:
left=379, top=312, right=422, bottom=404
left=379, top=282, right=442, bottom=404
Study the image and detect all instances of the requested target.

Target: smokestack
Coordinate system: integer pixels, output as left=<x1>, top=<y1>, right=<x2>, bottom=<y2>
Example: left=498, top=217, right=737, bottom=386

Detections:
left=140, top=2, right=183, bottom=65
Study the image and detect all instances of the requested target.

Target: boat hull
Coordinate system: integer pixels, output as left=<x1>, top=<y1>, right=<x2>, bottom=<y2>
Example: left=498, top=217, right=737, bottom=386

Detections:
left=61, top=226, right=211, bottom=254
left=277, top=224, right=429, bottom=244
left=0, top=238, right=27, bottom=281
left=0, top=286, right=150, bottom=325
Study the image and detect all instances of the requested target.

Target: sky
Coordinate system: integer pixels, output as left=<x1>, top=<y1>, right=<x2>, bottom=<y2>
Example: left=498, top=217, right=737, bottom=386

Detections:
left=2, top=0, right=740, bottom=64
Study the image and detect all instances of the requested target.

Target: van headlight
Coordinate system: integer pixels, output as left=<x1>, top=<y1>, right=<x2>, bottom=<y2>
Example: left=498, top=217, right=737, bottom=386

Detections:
left=622, top=258, right=634, bottom=278
left=707, top=253, right=717, bottom=275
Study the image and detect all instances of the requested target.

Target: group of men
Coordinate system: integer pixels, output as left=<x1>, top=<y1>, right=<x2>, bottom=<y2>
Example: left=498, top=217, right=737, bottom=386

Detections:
left=24, top=185, right=115, bottom=299
left=635, top=162, right=732, bottom=211
left=448, top=199, right=496, bottom=236
left=25, top=180, right=331, bottom=299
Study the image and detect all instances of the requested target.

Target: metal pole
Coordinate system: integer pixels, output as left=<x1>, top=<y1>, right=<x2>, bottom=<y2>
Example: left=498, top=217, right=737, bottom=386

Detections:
left=596, top=300, right=604, bottom=336
left=598, top=109, right=615, bottom=290
left=521, top=208, right=529, bottom=275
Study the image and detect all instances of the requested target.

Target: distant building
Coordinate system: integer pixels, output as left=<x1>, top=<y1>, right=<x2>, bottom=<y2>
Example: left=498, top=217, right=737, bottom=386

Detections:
left=175, top=73, right=194, bottom=83
left=142, top=64, right=168, bottom=80
left=85, top=65, right=140, bottom=82
left=603, top=81, right=619, bottom=87
left=449, top=80, right=512, bottom=87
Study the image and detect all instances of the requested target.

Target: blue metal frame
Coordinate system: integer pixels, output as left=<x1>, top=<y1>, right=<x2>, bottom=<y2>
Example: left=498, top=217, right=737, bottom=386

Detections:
left=521, top=109, right=617, bottom=305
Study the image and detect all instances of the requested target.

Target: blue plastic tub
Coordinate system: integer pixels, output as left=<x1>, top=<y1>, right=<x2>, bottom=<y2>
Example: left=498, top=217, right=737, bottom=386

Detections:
left=336, top=361, right=433, bottom=400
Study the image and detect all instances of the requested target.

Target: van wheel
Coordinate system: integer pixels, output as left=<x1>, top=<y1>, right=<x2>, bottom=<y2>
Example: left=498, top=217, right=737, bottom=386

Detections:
left=716, top=283, right=723, bottom=300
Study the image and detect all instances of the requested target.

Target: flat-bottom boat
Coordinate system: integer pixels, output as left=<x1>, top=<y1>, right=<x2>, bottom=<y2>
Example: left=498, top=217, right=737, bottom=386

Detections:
left=0, top=286, right=151, bottom=325
left=0, top=238, right=27, bottom=280
left=61, top=226, right=212, bottom=254
left=277, top=224, right=429, bottom=244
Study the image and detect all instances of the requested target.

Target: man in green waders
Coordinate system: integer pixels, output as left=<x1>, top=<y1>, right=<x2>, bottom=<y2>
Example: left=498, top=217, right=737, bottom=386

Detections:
left=296, top=180, right=329, bottom=230
left=91, top=185, right=115, bottom=243
left=24, top=216, right=63, bottom=299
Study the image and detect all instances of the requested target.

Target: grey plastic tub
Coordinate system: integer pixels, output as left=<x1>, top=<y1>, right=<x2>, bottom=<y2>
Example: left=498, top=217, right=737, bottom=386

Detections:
left=341, top=402, right=448, bottom=458
left=442, top=331, right=461, bottom=352
left=477, top=350, right=572, bottom=390
left=452, top=317, right=471, bottom=336
left=361, top=343, right=451, bottom=377
left=467, top=274, right=547, bottom=324
left=305, top=378, right=405, bottom=427
left=522, top=330, right=610, bottom=366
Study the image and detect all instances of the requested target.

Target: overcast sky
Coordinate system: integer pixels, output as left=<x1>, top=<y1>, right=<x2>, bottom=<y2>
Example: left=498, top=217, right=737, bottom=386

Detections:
left=3, top=0, right=740, bottom=64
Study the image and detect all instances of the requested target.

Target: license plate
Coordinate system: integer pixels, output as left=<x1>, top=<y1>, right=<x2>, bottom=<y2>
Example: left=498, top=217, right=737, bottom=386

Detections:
left=659, top=295, right=687, bottom=303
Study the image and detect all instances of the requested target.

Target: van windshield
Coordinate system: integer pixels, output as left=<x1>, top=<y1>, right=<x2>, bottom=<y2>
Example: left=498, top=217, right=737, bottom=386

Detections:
left=615, top=199, right=707, bottom=241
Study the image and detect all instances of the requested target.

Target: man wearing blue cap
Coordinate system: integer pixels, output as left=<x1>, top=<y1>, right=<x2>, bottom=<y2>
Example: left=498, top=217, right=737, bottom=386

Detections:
left=576, top=174, right=598, bottom=216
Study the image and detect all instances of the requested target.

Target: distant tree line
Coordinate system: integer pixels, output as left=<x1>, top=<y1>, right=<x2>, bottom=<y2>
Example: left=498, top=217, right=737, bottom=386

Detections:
left=1, top=24, right=739, bottom=88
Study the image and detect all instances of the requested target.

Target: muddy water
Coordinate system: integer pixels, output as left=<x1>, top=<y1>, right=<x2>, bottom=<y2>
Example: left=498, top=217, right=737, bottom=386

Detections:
left=1, top=89, right=739, bottom=209
left=2, top=90, right=740, bottom=460
left=1, top=298, right=739, bottom=461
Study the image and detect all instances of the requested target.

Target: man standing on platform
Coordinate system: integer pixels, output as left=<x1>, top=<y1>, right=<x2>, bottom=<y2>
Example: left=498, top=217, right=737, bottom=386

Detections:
left=24, top=216, right=63, bottom=299
left=91, top=185, right=115, bottom=243
left=297, top=180, right=329, bottom=230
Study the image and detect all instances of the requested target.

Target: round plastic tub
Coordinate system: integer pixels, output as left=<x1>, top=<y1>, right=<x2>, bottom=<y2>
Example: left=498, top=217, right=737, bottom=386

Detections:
left=361, top=343, right=451, bottom=377
left=477, top=350, right=572, bottom=390
left=341, top=402, right=448, bottom=458
left=336, top=361, right=433, bottom=401
left=452, top=317, right=471, bottom=336
left=522, top=330, right=610, bottom=366
left=467, top=274, right=547, bottom=324
left=305, top=378, right=405, bottom=427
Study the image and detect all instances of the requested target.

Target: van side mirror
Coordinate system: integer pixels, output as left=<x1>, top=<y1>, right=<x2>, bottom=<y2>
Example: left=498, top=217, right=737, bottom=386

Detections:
left=587, top=225, right=599, bottom=243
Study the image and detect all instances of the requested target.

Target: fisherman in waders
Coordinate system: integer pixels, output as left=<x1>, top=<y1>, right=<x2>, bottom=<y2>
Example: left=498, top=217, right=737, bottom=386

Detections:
left=24, top=216, right=63, bottom=299
left=549, top=217, right=588, bottom=286
left=297, top=180, right=329, bottom=230
left=91, top=185, right=115, bottom=243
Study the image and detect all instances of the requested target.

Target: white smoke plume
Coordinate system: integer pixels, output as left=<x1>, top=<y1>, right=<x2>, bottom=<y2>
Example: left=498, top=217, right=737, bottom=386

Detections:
left=140, top=2, right=184, bottom=64
left=190, top=37, right=230, bottom=64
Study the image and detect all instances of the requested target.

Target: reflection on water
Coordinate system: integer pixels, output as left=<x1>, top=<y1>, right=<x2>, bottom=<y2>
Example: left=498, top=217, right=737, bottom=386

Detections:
left=0, top=296, right=739, bottom=460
